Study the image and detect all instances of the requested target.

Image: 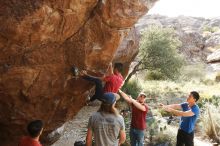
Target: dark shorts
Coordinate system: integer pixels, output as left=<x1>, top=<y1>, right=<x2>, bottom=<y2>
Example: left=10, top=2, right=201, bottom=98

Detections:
left=176, top=129, right=194, bottom=146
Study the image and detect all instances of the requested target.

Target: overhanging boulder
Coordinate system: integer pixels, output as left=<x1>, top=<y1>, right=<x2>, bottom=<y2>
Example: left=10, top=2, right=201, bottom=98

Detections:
left=0, top=0, right=157, bottom=145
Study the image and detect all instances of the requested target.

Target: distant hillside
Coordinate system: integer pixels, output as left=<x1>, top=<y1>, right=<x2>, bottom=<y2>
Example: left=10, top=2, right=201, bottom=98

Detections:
left=136, top=14, right=220, bottom=66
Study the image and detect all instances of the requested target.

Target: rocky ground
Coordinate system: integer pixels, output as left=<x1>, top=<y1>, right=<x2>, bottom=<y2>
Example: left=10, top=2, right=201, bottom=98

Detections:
left=52, top=104, right=100, bottom=146
left=52, top=102, right=214, bottom=146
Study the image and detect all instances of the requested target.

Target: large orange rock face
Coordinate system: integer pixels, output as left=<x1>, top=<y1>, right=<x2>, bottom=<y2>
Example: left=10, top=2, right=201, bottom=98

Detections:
left=0, top=0, right=154, bottom=145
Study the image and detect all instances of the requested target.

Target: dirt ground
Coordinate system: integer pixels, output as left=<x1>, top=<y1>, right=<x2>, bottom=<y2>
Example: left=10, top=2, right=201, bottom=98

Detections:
left=52, top=103, right=214, bottom=146
left=52, top=104, right=100, bottom=146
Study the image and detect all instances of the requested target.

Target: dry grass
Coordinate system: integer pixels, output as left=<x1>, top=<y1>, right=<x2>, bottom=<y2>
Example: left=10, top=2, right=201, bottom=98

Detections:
left=140, top=80, right=220, bottom=99
left=124, top=62, right=220, bottom=144
left=200, top=104, right=220, bottom=143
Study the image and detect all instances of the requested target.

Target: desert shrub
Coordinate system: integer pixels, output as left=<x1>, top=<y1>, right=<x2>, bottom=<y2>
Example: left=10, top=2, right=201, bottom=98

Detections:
left=198, top=94, right=220, bottom=108
left=200, top=78, right=215, bottom=85
left=197, top=93, right=212, bottom=108
left=200, top=93, right=213, bottom=99
left=203, top=26, right=220, bottom=33
left=158, top=109, right=172, bottom=117
left=151, top=126, right=177, bottom=146
left=200, top=103, right=220, bottom=143
left=211, top=95, right=220, bottom=107
left=179, top=64, right=206, bottom=81
left=122, top=79, right=142, bottom=99
left=141, top=80, right=183, bottom=98
left=215, top=72, right=220, bottom=82
left=145, top=70, right=164, bottom=80
left=147, top=117, right=160, bottom=138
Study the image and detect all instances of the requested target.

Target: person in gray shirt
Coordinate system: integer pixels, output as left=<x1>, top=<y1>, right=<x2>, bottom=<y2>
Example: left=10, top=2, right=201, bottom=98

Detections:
left=86, top=92, right=126, bottom=146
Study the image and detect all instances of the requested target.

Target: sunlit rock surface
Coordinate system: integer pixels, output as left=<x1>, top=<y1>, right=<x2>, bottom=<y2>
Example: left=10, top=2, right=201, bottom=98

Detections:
left=207, top=49, right=220, bottom=71
left=0, top=0, right=157, bottom=145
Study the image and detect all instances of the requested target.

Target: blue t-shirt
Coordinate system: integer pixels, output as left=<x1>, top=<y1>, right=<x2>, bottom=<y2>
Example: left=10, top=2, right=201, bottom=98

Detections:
left=179, top=102, right=200, bottom=133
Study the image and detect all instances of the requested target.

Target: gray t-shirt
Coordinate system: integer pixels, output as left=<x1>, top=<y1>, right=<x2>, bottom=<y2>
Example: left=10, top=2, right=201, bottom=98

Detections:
left=88, top=112, right=125, bottom=146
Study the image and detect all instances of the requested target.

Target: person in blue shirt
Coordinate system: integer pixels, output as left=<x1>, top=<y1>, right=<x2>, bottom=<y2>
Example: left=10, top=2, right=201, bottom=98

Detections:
left=159, top=91, right=200, bottom=146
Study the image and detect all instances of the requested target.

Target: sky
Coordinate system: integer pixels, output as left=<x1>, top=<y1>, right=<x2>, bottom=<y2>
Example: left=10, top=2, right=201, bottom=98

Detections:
left=148, top=0, right=220, bottom=18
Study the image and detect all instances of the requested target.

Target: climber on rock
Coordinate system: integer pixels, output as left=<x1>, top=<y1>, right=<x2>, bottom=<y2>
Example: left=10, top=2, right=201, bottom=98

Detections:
left=78, top=62, right=124, bottom=104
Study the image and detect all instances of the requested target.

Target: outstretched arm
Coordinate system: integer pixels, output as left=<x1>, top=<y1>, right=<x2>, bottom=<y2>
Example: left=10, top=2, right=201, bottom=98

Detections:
left=159, top=103, right=182, bottom=110
left=119, top=90, right=147, bottom=111
left=163, top=107, right=195, bottom=117
left=118, top=89, right=132, bottom=104
left=102, top=63, right=114, bottom=82
left=118, top=129, right=126, bottom=146
left=86, top=128, right=93, bottom=146
left=158, top=103, right=193, bottom=116
left=107, top=63, right=114, bottom=75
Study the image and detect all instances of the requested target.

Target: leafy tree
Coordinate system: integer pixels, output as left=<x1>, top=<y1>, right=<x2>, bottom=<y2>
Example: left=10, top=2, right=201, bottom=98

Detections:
left=125, top=26, right=184, bottom=83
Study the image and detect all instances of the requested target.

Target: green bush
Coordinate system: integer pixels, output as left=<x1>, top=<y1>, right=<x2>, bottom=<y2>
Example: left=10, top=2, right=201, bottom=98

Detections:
left=148, top=120, right=177, bottom=146
left=145, top=70, right=164, bottom=80
left=215, top=72, right=220, bottom=82
left=159, top=109, right=172, bottom=117
left=123, top=112, right=131, bottom=144
left=152, top=130, right=176, bottom=146
left=203, top=26, right=220, bottom=33
left=198, top=94, right=220, bottom=108
left=122, top=79, right=142, bottom=99
left=200, top=79, right=215, bottom=85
